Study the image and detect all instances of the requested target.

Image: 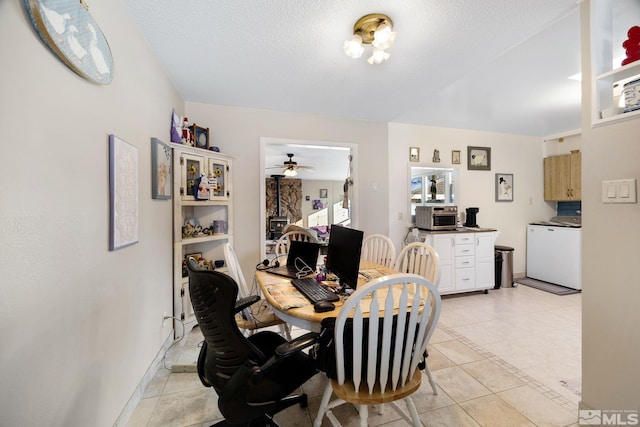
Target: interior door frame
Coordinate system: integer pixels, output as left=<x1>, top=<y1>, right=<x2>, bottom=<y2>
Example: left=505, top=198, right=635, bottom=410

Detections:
left=259, top=137, right=359, bottom=260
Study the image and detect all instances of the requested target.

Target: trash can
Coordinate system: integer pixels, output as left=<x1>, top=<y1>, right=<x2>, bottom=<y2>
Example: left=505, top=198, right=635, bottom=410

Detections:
left=494, top=251, right=503, bottom=289
left=494, top=245, right=515, bottom=288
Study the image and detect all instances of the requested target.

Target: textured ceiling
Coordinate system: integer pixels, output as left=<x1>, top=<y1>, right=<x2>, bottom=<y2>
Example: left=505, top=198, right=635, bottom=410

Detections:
left=122, top=0, right=585, bottom=139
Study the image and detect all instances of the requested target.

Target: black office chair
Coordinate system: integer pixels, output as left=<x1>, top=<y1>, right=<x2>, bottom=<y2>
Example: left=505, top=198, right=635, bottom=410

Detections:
left=186, top=259, right=319, bottom=426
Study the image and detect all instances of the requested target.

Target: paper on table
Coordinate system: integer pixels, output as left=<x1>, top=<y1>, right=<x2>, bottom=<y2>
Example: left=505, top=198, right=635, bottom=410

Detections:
left=265, top=284, right=309, bottom=310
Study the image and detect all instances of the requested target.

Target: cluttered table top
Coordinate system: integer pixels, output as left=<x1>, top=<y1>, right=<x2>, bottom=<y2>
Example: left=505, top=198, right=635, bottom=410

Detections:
left=254, top=260, right=395, bottom=331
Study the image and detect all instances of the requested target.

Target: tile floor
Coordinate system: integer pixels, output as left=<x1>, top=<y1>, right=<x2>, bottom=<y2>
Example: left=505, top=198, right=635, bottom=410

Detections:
left=126, top=284, right=582, bottom=427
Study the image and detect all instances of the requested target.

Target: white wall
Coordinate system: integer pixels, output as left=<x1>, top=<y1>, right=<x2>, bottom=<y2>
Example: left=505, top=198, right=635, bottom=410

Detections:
left=301, top=180, right=344, bottom=226
left=185, top=103, right=389, bottom=275
left=0, top=2, right=181, bottom=425
left=580, top=1, right=640, bottom=411
left=388, top=123, right=555, bottom=275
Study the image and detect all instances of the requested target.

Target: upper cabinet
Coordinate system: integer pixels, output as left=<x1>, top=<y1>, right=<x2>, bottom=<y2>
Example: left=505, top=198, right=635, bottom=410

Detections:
left=590, top=0, right=640, bottom=126
left=544, top=151, right=581, bottom=201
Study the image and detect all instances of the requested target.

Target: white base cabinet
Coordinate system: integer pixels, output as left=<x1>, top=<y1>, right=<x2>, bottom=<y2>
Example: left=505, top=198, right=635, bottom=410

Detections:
left=425, top=231, right=498, bottom=295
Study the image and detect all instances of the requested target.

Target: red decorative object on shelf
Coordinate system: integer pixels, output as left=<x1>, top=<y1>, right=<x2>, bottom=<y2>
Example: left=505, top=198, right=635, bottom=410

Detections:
left=622, top=26, right=640, bottom=66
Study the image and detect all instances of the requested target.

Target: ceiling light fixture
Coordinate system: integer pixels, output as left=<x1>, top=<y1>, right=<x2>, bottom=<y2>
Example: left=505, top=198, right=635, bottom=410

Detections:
left=344, top=14, right=396, bottom=64
left=284, top=168, right=297, bottom=177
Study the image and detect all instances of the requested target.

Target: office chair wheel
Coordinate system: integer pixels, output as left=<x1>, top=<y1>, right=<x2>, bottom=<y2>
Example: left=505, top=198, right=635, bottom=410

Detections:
left=210, top=414, right=280, bottom=427
left=299, top=394, right=308, bottom=409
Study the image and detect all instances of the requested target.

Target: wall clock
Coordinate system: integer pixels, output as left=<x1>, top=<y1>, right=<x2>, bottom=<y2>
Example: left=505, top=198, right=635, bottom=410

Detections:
left=25, top=0, right=113, bottom=84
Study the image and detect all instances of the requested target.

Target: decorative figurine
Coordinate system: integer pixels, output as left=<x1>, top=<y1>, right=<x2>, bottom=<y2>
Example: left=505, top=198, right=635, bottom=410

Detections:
left=181, top=117, right=194, bottom=145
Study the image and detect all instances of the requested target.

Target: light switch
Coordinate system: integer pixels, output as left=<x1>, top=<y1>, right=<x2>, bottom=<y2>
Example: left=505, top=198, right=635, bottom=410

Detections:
left=620, top=183, right=629, bottom=198
left=602, top=179, right=637, bottom=204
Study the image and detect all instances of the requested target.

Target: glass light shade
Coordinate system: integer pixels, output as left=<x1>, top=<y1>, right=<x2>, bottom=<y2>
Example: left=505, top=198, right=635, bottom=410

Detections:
left=343, top=34, right=364, bottom=58
left=367, top=47, right=390, bottom=65
left=372, top=23, right=396, bottom=49
left=284, top=168, right=297, bottom=177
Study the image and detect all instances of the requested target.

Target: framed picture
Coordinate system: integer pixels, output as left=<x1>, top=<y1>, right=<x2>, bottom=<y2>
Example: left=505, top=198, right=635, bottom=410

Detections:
left=409, top=147, right=420, bottom=162
left=452, top=150, right=461, bottom=164
left=495, top=173, right=514, bottom=202
left=191, top=124, right=210, bottom=149
left=467, top=146, right=491, bottom=170
left=151, top=138, right=172, bottom=200
left=109, top=134, right=139, bottom=251
left=313, top=199, right=323, bottom=209
left=319, top=188, right=328, bottom=198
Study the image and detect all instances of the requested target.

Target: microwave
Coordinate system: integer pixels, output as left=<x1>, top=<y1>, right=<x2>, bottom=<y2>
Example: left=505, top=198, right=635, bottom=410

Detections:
left=415, top=206, right=458, bottom=231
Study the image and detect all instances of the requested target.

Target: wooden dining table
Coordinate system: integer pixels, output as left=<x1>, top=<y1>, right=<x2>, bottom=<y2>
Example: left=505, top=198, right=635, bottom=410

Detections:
left=254, top=260, right=398, bottom=332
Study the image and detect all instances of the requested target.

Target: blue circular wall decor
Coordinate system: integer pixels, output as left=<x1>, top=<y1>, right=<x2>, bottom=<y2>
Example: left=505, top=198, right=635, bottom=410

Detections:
left=25, top=0, right=113, bottom=84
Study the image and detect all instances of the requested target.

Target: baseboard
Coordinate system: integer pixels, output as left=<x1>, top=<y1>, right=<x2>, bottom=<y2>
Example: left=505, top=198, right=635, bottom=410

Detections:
left=113, top=333, right=175, bottom=426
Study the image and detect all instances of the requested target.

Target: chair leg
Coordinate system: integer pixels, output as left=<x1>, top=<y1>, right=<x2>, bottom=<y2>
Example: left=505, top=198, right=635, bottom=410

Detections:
left=424, top=362, right=438, bottom=394
left=313, top=379, right=333, bottom=427
left=403, top=397, right=422, bottom=427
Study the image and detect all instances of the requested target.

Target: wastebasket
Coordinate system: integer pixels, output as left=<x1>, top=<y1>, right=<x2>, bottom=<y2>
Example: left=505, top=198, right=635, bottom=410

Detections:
left=494, top=245, right=515, bottom=288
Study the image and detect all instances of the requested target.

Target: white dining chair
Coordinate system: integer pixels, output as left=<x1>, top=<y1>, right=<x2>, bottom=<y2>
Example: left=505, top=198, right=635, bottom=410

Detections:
left=313, top=273, right=442, bottom=427
left=361, top=234, right=396, bottom=268
left=224, top=243, right=291, bottom=340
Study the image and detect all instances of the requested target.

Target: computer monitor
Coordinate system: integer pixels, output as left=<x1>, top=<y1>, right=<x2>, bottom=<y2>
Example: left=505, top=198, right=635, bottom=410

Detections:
left=325, top=224, right=364, bottom=290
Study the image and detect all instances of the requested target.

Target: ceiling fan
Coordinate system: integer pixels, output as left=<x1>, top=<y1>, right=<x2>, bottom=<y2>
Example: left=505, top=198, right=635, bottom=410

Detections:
left=267, top=153, right=314, bottom=177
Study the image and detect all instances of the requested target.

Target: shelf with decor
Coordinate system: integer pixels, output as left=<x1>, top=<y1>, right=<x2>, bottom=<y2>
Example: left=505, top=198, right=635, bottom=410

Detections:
left=590, top=1, right=640, bottom=127
left=593, top=60, right=640, bottom=126
left=172, top=144, right=233, bottom=337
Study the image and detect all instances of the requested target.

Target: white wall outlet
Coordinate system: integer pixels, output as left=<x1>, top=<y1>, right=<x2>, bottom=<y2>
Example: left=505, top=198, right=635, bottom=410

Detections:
left=602, top=179, right=637, bottom=204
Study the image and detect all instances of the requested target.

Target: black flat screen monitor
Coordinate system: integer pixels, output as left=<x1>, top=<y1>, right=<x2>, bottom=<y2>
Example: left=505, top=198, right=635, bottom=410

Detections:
left=326, top=224, right=364, bottom=290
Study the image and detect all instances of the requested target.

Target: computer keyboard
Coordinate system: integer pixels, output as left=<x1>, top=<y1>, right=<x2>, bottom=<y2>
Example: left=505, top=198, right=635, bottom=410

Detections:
left=291, top=278, right=339, bottom=304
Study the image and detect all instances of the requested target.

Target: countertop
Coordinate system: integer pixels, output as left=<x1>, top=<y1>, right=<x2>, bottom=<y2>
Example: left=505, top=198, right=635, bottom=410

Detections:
left=416, top=227, right=497, bottom=235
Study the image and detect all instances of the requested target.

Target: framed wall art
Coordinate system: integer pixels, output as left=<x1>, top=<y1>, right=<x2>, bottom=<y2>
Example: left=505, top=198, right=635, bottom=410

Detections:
left=151, top=138, right=172, bottom=200
left=109, top=134, right=139, bottom=250
left=467, top=146, right=491, bottom=170
left=320, top=188, right=328, bottom=198
left=409, top=147, right=420, bottom=162
left=191, top=124, right=210, bottom=149
left=495, top=173, right=514, bottom=202
left=452, top=150, right=461, bottom=164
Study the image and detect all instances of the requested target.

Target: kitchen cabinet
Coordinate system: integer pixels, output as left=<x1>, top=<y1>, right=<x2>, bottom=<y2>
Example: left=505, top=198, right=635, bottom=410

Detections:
left=424, top=230, right=497, bottom=295
left=544, top=151, right=581, bottom=201
left=172, top=145, right=233, bottom=337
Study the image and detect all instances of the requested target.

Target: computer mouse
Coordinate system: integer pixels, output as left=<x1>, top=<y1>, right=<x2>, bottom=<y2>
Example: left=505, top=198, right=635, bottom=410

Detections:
left=313, top=300, right=335, bottom=313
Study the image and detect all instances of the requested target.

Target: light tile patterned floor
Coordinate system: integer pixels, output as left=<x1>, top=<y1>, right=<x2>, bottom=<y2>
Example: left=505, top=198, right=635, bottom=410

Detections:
left=127, top=285, right=581, bottom=427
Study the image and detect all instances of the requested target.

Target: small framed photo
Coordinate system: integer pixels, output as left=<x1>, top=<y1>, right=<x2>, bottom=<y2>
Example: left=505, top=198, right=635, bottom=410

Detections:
left=151, top=138, right=172, bottom=200
left=319, top=188, right=328, bottom=198
left=495, top=173, right=514, bottom=202
left=191, top=124, right=210, bottom=149
left=467, top=146, right=491, bottom=171
left=312, top=199, right=323, bottom=209
left=452, top=150, right=461, bottom=165
left=409, top=147, right=420, bottom=162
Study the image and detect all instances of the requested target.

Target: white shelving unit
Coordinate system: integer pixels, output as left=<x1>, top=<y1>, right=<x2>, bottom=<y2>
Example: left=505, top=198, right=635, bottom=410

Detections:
left=172, top=144, right=233, bottom=337
left=590, top=0, right=640, bottom=126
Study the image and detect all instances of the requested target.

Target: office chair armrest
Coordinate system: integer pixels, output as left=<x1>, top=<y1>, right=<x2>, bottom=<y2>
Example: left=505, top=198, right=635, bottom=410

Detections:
left=275, top=332, right=320, bottom=357
left=235, top=295, right=260, bottom=314
left=256, top=332, right=319, bottom=375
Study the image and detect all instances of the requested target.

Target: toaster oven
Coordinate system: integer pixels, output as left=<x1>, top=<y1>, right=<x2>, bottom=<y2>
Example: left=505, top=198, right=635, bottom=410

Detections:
left=415, top=206, right=458, bottom=230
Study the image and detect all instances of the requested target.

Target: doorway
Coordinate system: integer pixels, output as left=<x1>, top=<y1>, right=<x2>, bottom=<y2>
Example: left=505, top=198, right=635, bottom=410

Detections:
left=259, top=137, right=358, bottom=259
